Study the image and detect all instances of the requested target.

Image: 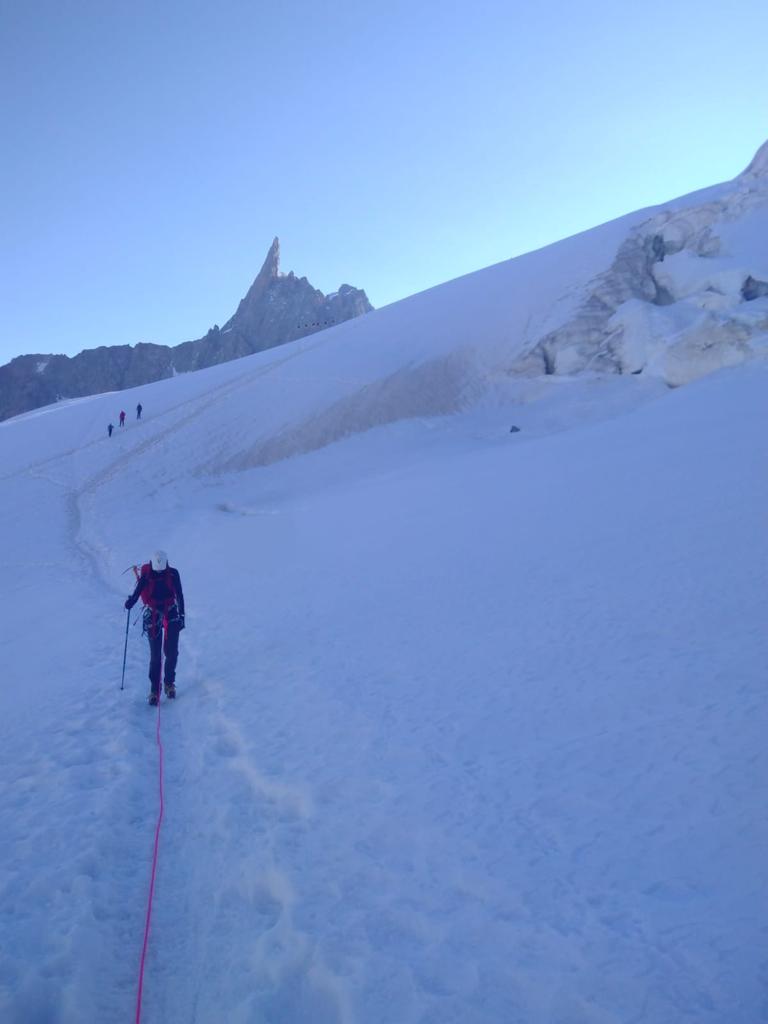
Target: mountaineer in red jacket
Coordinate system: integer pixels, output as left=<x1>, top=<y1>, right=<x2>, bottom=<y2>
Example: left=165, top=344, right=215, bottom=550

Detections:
left=125, top=550, right=185, bottom=705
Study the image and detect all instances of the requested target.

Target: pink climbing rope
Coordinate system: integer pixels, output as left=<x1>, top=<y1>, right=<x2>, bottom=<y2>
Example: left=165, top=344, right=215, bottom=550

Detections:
left=135, top=695, right=165, bottom=1023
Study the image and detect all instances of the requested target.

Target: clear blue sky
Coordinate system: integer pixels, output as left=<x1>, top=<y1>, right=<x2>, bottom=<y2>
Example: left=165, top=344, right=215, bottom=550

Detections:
left=1, top=0, right=765, bottom=363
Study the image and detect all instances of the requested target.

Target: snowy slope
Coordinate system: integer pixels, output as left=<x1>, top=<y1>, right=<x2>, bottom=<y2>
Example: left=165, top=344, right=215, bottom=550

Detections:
left=1, top=151, right=768, bottom=1024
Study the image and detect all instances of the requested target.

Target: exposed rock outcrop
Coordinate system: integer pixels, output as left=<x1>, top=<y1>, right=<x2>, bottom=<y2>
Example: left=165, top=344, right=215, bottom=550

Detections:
left=0, top=239, right=372, bottom=421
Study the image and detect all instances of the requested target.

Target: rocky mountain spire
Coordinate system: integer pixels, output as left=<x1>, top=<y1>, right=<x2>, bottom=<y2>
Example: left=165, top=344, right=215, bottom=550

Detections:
left=0, top=238, right=372, bottom=421
left=231, top=238, right=283, bottom=315
left=257, top=236, right=281, bottom=280
left=221, top=238, right=372, bottom=349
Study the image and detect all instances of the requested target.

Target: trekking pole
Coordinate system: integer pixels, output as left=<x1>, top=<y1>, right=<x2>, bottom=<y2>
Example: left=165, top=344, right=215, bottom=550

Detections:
left=121, top=608, right=130, bottom=690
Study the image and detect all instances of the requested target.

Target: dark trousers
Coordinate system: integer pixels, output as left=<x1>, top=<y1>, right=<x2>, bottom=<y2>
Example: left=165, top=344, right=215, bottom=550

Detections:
left=147, top=620, right=181, bottom=693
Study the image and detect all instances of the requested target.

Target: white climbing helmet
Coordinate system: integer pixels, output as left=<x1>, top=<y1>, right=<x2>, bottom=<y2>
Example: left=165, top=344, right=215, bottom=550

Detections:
left=151, top=550, right=168, bottom=571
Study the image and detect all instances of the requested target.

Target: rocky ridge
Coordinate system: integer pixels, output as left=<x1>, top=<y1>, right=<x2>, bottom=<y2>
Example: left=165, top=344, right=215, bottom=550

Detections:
left=0, top=238, right=372, bottom=421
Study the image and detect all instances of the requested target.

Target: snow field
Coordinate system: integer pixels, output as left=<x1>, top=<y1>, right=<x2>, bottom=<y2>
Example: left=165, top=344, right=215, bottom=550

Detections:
left=2, top=351, right=766, bottom=1022
left=2, top=152, right=768, bottom=1021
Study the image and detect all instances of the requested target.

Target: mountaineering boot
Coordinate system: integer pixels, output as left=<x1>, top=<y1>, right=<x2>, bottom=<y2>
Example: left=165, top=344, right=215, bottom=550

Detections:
left=148, top=692, right=159, bottom=706
left=164, top=682, right=176, bottom=699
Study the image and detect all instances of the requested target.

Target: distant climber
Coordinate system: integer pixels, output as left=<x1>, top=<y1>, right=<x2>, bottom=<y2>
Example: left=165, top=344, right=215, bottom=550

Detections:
left=125, top=551, right=185, bottom=705
left=108, top=423, right=114, bottom=437
left=136, top=402, right=142, bottom=420
left=119, top=410, right=126, bottom=427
